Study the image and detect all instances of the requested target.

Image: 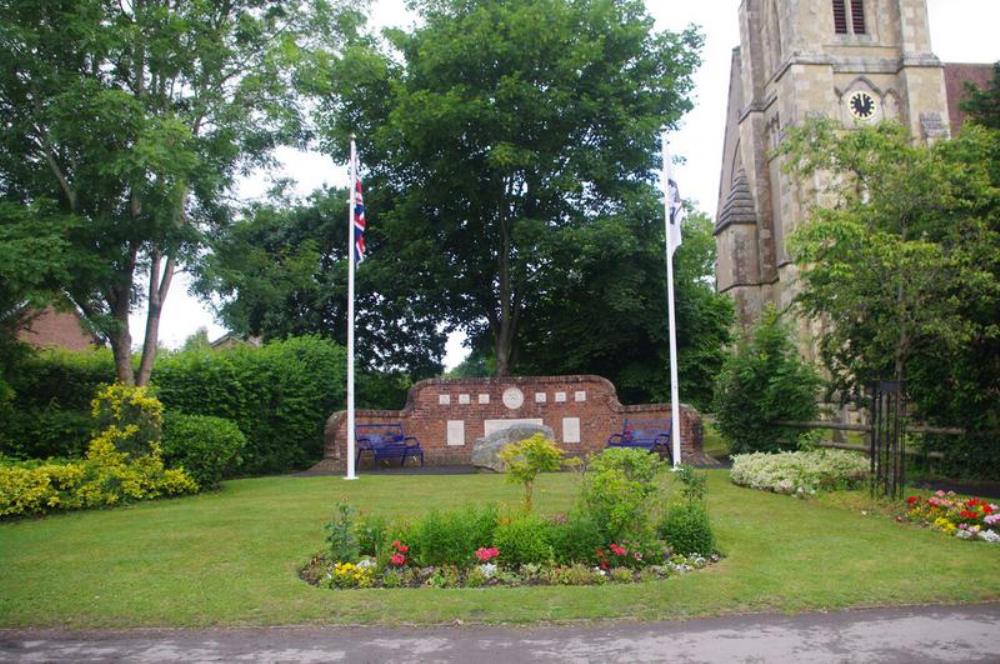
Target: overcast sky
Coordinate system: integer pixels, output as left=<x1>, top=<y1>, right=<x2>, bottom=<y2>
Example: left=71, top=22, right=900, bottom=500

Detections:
left=143, top=0, right=1000, bottom=367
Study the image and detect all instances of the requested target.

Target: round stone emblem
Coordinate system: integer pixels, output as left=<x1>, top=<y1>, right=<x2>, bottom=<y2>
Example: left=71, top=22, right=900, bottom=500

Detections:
left=502, top=387, right=524, bottom=410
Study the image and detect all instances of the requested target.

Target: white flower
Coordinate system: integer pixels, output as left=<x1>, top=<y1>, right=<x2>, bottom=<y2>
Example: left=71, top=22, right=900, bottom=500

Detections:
left=978, top=529, right=1000, bottom=543
left=956, top=529, right=974, bottom=540
left=479, top=563, right=497, bottom=578
left=357, top=558, right=376, bottom=569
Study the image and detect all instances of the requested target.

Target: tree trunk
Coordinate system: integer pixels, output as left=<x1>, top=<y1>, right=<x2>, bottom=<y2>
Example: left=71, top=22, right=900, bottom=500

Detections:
left=109, top=291, right=135, bottom=386
left=135, top=251, right=175, bottom=386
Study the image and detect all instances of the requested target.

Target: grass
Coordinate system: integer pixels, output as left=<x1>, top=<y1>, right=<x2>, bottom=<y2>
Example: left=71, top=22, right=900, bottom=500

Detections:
left=1, top=470, right=998, bottom=628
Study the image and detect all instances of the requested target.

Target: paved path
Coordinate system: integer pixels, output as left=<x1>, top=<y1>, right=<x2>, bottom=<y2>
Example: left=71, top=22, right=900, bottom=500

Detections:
left=2, top=603, right=998, bottom=663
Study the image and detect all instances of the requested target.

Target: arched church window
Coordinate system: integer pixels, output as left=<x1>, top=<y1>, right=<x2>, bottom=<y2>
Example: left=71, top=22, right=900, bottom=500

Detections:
left=833, top=0, right=848, bottom=33
left=851, top=0, right=866, bottom=34
left=833, top=0, right=866, bottom=35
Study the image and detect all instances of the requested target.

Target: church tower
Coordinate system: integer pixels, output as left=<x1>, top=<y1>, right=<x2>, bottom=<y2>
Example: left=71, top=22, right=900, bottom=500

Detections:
left=714, top=0, right=952, bottom=334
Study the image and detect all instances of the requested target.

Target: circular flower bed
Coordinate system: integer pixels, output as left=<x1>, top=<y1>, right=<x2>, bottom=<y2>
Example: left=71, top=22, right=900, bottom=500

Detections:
left=903, top=491, right=1000, bottom=543
left=301, top=448, right=722, bottom=589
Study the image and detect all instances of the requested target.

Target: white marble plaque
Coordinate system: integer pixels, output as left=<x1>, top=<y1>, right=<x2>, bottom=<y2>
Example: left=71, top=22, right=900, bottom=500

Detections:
left=554, top=391, right=567, bottom=403
left=447, top=420, right=465, bottom=446
left=438, top=394, right=451, bottom=405
left=478, top=394, right=490, bottom=404
left=574, top=390, right=587, bottom=402
left=502, top=387, right=525, bottom=410
left=458, top=394, right=471, bottom=405
left=483, top=418, right=544, bottom=436
left=562, top=417, right=581, bottom=444
left=535, top=392, right=547, bottom=403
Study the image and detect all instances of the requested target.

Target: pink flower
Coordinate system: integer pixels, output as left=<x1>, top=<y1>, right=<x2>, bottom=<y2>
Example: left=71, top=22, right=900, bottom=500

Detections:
left=609, top=543, right=627, bottom=557
left=475, top=547, right=499, bottom=562
left=390, top=552, right=406, bottom=567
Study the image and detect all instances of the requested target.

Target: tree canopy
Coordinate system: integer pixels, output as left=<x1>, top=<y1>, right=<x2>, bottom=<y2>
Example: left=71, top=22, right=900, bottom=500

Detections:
left=315, top=0, right=704, bottom=377
left=0, top=0, right=329, bottom=384
left=782, top=119, right=1000, bottom=441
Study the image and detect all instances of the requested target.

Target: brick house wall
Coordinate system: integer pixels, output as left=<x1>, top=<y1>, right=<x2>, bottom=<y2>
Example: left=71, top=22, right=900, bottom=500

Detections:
left=324, top=375, right=707, bottom=470
left=16, top=306, right=99, bottom=352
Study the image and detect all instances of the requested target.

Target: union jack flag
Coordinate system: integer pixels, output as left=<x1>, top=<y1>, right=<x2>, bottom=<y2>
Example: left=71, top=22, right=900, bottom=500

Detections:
left=352, top=150, right=367, bottom=263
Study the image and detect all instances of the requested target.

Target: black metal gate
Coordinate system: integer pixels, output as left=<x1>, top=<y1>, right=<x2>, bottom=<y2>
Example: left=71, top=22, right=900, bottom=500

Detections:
left=869, top=380, right=906, bottom=499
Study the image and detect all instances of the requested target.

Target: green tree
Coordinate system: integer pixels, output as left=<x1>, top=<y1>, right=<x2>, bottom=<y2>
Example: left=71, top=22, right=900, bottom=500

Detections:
left=0, top=0, right=328, bottom=385
left=515, top=210, right=732, bottom=407
left=712, top=308, right=821, bottom=454
left=316, top=0, right=702, bottom=376
left=781, top=120, right=999, bottom=391
left=497, top=433, right=565, bottom=512
left=781, top=119, right=999, bottom=474
left=961, top=61, right=1000, bottom=129
left=195, top=188, right=446, bottom=376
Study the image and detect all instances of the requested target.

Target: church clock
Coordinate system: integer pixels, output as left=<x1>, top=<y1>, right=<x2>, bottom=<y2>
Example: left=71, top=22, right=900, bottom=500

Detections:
left=848, top=91, right=877, bottom=120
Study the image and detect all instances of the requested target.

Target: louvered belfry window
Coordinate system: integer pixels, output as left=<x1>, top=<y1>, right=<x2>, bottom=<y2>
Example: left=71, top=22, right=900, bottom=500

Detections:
left=833, top=0, right=848, bottom=33
left=850, top=0, right=866, bottom=34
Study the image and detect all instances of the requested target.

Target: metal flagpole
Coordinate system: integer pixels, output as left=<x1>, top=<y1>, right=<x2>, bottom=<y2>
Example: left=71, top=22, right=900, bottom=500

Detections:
left=345, top=136, right=358, bottom=480
left=662, top=133, right=682, bottom=468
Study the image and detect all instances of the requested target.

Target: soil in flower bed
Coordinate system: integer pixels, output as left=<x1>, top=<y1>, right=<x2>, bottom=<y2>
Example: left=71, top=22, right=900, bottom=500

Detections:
left=299, top=552, right=721, bottom=590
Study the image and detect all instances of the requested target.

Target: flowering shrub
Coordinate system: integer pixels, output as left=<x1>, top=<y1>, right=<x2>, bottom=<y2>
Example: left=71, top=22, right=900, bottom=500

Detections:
left=730, top=449, right=868, bottom=496
left=330, top=562, right=374, bottom=589
left=0, top=387, right=198, bottom=518
left=904, top=491, right=999, bottom=544
left=388, top=540, right=410, bottom=567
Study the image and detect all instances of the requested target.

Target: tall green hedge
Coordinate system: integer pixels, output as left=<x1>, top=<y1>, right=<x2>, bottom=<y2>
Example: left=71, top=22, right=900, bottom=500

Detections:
left=155, top=336, right=346, bottom=475
left=1, top=337, right=348, bottom=475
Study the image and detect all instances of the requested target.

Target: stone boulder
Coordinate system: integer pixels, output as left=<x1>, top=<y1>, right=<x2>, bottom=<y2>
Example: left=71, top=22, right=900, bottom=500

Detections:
left=471, top=424, right=555, bottom=473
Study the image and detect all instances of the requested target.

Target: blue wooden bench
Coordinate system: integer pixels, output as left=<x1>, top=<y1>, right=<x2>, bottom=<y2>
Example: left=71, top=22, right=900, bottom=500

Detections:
left=606, top=418, right=673, bottom=462
left=355, top=423, right=424, bottom=470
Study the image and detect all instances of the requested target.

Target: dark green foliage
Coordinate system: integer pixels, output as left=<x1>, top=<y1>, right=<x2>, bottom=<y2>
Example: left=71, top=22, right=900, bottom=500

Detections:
left=0, top=407, right=92, bottom=461
left=356, top=372, right=412, bottom=411
left=494, top=515, right=553, bottom=567
left=961, top=61, right=1000, bottom=129
left=325, top=502, right=360, bottom=564
left=161, top=413, right=246, bottom=490
left=196, top=190, right=446, bottom=378
left=6, top=348, right=116, bottom=412
left=659, top=504, right=715, bottom=556
left=712, top=309, right=821, bottom=454
left=320, top=0, right=703, bottom=376
left=405, top=504, right=498, bottom=568
left=548, top=513, right=604, bottom=566
left=154, top=336, right=346, bottom=475
left=517, top=212, right=734, bottom=409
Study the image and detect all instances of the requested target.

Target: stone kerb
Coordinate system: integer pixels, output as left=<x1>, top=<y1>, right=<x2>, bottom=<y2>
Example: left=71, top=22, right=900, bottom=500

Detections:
left=323, top=375, right=707, bottom=471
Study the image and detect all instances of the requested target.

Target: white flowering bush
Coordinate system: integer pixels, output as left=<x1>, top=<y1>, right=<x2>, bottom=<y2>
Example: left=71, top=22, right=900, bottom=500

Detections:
left=730, top=450, right=869, bottom=496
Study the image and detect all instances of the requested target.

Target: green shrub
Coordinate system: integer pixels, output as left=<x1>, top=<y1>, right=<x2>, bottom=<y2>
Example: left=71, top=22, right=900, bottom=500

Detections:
left=712, top=308, right=822, bottom=454
left=0, top=434, right=197, bottom=519
left=581, top=447, right=665, bottom=542
left=494, top=515, right=553, bottom=567
left=6, top=348, right=115, bottom=411
left=90, top=383, right=163, bottom=458
left=659, top=504, right=715, bottom=556
left=0, top=407, right=92, bottom=460
left=406, top=504, right=498, bottom=568
left=548, top=513, right=604, bottom=566
left=161, top=413, right=245, bottom=490
left=729, top=449, right=869, bottom=495
left=154, top=336, right=346, bottom=475
left=354, top=513, right=390, bottom=558
left=326, top=502, right=360, bottom=563
left=498, top=433, right=565, bottom=512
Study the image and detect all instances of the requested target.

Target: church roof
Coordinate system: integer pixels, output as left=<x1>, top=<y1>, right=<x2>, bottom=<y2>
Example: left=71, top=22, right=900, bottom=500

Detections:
left=715, top=171, right=757, bottom=232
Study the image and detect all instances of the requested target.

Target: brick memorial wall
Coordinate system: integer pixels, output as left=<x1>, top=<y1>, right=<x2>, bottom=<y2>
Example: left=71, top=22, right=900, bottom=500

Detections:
left=323, top=375, right=707, bottom=470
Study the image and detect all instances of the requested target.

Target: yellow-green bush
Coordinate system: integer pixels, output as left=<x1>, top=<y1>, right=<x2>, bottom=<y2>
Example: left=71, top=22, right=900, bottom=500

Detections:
left=0, top=384, right=197, bottom=518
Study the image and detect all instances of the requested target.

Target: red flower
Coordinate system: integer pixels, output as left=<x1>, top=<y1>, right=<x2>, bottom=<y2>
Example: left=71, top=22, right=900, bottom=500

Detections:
left=959, top=510, right=979, bottom=520
left=906, top=496, right=920, bottom=505
left=984, top=505, right=994, bottom=515
left=475, top=546, right=499, bottom=562
left=390, top=552, right=406, bottom=567
left=609, top=543, right=627, bottom=556
left=397, top=544, right=409, bottom=553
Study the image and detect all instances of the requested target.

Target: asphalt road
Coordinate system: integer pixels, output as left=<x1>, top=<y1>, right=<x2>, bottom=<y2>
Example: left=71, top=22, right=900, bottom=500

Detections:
left=2, top=603, right=998, bottom=663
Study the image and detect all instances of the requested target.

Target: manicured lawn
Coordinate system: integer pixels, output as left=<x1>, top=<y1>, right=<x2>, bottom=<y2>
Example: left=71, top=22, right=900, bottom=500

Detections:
left=1, top=471, right=998, bottom=628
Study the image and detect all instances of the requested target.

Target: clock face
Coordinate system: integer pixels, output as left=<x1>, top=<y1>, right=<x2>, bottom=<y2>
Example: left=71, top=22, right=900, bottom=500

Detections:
left=849, top=91, right=877, bottom=120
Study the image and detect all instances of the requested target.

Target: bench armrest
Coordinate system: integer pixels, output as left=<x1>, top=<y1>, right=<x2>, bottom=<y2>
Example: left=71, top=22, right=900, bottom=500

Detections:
left=402, top=436, right=422, bottom=447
